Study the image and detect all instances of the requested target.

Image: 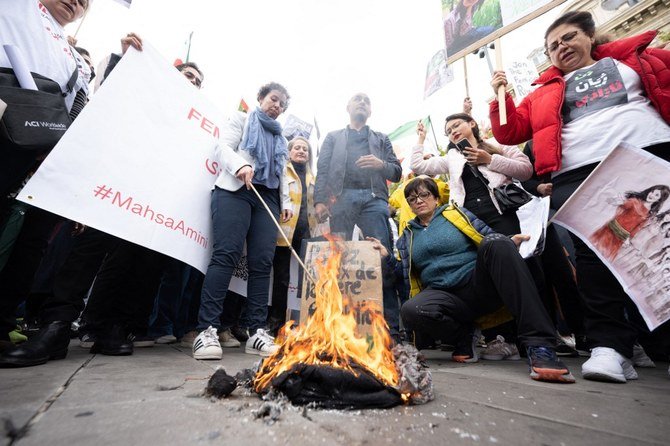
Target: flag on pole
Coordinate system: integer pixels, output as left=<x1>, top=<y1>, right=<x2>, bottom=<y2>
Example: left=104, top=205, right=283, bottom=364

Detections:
left=112, top=0, right=132, bottom=8
left=238, top=99, right=249, bottom=113
left=387, top=117, right=431, bottom=142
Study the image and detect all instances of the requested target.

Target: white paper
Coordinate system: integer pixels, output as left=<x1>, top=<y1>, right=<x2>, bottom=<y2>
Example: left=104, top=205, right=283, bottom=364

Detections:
left=0, top=98, right=6, bottom=119
left=516, top=196, right=551, bottom=258
left=3, top=44, right=38, bottom=90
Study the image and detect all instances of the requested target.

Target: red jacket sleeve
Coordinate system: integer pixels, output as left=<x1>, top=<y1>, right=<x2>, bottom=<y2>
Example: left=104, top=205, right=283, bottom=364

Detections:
left=490, top=93, right=533, bottom=146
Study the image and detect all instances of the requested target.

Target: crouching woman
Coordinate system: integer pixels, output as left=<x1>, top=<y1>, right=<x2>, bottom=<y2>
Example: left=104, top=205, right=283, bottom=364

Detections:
left=369, top=177, right=574, bottom=383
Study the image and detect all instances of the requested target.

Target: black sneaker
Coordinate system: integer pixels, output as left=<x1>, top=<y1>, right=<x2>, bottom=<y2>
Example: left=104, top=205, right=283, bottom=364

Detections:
left=230, top=326, right=249, bottom=342
left=555, top=334, right=579, bottom=357
left=527, top=346, right=575, bottom=383
left=91, top=326, right=133, bottom=356
left=452, top=333, right=478, bottom=363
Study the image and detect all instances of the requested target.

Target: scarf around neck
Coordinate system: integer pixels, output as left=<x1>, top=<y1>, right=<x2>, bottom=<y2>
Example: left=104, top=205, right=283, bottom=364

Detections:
left=242, top=107, right=288, bottom=186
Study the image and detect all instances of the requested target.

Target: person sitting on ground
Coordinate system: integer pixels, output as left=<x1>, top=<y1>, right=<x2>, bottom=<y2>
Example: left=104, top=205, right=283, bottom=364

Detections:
left=369, top=177, right=575, bottom=383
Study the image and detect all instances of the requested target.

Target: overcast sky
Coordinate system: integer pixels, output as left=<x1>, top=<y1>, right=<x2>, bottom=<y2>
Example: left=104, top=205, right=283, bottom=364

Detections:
left=68, top=0, right=574, bottom=148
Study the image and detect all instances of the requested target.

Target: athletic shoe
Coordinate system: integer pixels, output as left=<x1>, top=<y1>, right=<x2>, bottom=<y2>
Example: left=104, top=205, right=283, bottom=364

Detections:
left=555, top=333, right=579, bottom=357
left=79, top=333, right=96, bottom=349
left=219, top=329, right=241, bottom=348
left=231, top=326, right=250, bottom=342
left=632, top=343, right=656, bottom=368
left=193, top=327, right=222, bottom=360
left=245, top=329, right=278, bottom=357
left=155, top=334, right=177, bottom=344
left=582, top=347, right=638, bottom=383
left=452, top=333, right=479, bottom=363
left=128, top=333, right=155, bottom=348
left=180, top=331, right=198, bottom=348
left=527, top=346, right=575, bottom=383
left=480, top=335, right=520, bottom=361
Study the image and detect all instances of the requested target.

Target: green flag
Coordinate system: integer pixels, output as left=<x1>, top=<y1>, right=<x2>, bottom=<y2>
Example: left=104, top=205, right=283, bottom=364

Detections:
left=387, top=117, right=431, bottom=141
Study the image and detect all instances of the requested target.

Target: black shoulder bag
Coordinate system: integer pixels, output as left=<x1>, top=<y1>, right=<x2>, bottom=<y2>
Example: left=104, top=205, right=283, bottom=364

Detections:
left=0, top=65, right=78, bottom=152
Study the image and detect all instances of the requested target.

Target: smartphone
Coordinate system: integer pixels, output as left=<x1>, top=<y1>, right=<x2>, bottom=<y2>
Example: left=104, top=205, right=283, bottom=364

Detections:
left=456, top=138, right=471, bottom=152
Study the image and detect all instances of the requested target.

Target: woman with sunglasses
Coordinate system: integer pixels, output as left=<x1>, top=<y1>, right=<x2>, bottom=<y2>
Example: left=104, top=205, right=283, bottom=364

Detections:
left=489, top=11, right=670, bottom=383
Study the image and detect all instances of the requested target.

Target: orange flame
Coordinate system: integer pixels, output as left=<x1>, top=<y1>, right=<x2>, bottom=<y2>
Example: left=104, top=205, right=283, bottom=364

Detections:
left=254, top=239, right=399, bottom=393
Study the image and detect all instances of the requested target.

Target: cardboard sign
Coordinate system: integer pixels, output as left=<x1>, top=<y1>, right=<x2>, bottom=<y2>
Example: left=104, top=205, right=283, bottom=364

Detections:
left=299, top=241, right=383, bottom=336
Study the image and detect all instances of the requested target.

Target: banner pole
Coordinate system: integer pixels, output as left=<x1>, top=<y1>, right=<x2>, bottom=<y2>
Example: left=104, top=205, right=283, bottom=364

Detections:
left=463, top=58, right=470, bottom=98
left=249, top=183, right=317, bottom=285
left=73, top=8, right=89, bottom=39
left=495, top=38, right=507, bottom=125
left=428, top=115, right=439, bottom=151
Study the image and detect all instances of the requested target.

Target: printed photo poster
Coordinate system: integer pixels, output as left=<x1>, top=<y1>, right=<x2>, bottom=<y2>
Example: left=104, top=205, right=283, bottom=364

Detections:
left=552, top=145, right=670, bottom=330
left=17, top=43, right=223, bottom=273
left=424, top=48, right=454, bottom=99
left=443, top=0, right=566, bottom=63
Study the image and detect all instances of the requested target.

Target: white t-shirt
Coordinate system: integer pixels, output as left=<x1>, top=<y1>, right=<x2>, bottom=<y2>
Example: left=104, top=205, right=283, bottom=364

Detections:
left=556, top=57, right=670, bottom=176
left=0, top=0, right=90, bottom=110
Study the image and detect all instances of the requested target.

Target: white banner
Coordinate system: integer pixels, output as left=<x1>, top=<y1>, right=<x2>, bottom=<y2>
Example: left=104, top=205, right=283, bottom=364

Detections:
left=552, top=144, right=670, bottom=330
left=18, top=44, right=223, bottom=273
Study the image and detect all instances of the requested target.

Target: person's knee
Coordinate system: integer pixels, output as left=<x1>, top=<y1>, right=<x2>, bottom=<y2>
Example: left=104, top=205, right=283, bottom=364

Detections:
left=400, top=300, right=420, bottom=328
left=481, top=233, right=515, bottom=254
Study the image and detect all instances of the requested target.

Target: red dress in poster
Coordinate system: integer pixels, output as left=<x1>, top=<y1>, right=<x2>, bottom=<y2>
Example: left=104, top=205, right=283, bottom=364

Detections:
left=590, top=198, right=649, bottom=261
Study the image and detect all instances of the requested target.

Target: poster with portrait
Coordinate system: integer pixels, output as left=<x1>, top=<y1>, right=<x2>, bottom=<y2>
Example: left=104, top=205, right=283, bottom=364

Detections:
left=552, top=145, right=670, bottom=330
left=442, top=0, right=566, bottom=64
left=424, top=48, right=454, bottom=98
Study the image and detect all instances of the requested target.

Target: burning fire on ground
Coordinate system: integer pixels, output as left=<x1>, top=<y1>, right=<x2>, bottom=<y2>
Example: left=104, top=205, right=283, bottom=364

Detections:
left=253, top=238, right=432, bottom=408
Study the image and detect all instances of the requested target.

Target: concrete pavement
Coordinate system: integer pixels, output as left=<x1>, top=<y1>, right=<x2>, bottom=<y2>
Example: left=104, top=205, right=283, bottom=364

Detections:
left=1, top=341, right=669, bottom=445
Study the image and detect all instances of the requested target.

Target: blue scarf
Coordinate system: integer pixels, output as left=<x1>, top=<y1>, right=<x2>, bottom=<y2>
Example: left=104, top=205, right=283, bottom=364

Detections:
left=242, top=107, right=288, bottom=187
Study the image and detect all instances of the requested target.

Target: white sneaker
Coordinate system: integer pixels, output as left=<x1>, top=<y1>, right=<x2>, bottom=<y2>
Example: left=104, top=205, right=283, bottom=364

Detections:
left=632, top=343, right=656, bottom=368
left=193, top=327, right=222, bottom=360
left=582, top=347, right=638, bottom=383
left=219, top=328, right=241, bottom=348
left=245, top=329, right=278, bottom=357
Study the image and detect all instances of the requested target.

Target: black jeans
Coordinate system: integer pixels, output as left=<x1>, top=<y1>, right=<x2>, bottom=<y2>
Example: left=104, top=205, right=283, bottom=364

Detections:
left=0, top=207, right=62, bottom=335
left=401, top=234, right=556, bottom=350
left=41, top=228, right=119, bottom=324
left=551, top=142, right=670, bottom=358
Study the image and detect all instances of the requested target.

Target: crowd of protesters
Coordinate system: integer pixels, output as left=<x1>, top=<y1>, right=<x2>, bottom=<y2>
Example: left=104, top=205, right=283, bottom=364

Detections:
left=1, top=3, right=669, bottom=385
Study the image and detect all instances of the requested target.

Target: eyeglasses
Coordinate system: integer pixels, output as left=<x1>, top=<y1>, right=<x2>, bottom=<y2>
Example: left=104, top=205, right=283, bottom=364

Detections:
left=544, top=30, right=580, bottom=56
left=406, top=191, right=433, bottom=205
left=445, top=120, right=465, bottom=137
left=182, top=70, right=203, bottom=89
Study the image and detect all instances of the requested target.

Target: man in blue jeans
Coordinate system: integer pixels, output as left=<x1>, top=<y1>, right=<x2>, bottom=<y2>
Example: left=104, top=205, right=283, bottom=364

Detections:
left=314, top=93, right=402, bottom=337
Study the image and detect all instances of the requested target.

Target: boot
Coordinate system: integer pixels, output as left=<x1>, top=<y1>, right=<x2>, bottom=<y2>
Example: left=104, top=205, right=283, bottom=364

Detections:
left=0, top=321, right=70, bottom=367
left=91, top=325, right=133, bottom=356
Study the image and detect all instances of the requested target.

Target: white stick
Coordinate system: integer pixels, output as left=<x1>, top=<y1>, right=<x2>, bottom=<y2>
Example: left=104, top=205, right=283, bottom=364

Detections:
left=249, top=183, right=317, bottom=285
left=495, top=38, right=507, bottom=125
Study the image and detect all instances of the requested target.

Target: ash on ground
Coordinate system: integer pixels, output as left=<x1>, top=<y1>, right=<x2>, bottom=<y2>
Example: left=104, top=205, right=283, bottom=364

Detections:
left=393, top=343, right=434, bottom=405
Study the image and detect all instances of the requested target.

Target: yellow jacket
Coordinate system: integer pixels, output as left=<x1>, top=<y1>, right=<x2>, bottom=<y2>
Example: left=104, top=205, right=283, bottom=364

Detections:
left=277, top=162, right=318, bottom=247
left=389, top=178, right=450, bottom=233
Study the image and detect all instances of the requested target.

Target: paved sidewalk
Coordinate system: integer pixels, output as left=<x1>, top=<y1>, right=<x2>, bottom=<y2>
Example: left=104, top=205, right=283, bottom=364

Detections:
left=1, top=342, right=669, bottom=446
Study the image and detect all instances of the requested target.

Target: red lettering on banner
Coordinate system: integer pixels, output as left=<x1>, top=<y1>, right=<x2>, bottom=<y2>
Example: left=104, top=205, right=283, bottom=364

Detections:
left=187, top=107, right=220, bottom=139
left=112, top=191, right=132, bottom=209
left=205, top=158, right=221, bottom=175
left=175, top=220, right=186, bottom=234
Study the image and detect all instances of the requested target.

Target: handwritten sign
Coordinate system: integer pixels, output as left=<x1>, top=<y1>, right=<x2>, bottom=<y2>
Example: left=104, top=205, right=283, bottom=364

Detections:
left=299, top=241, right=383, bottom=336
left=505, top=59, right=538, bottom=101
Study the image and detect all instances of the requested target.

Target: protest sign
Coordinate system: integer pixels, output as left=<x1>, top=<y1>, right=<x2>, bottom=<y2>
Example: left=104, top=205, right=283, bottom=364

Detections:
left=299, top=241, right=383, bottom=336
left=517, top=195, right=550, bottom=258
left=18, top=44, right=221, bottom=273
left=552, top=145, right=670, bottom=330
left=505, top=58, right=538, bottom=101
left=443, top=0, right=566, bottom=64
left=424, top=48, right=454, bottom=99
left=282, top=114, right=313, bottom=141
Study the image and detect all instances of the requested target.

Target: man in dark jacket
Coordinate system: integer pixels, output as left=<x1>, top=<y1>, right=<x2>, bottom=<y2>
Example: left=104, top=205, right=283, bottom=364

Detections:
left=314, top=93, right=402, bottom=335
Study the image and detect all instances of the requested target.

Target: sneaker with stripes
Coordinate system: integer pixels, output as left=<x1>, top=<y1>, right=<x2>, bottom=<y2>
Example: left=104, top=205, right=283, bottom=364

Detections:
left=193, top=326, right=222, bottom=360
left=245, top=329, right=278, bottom=357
